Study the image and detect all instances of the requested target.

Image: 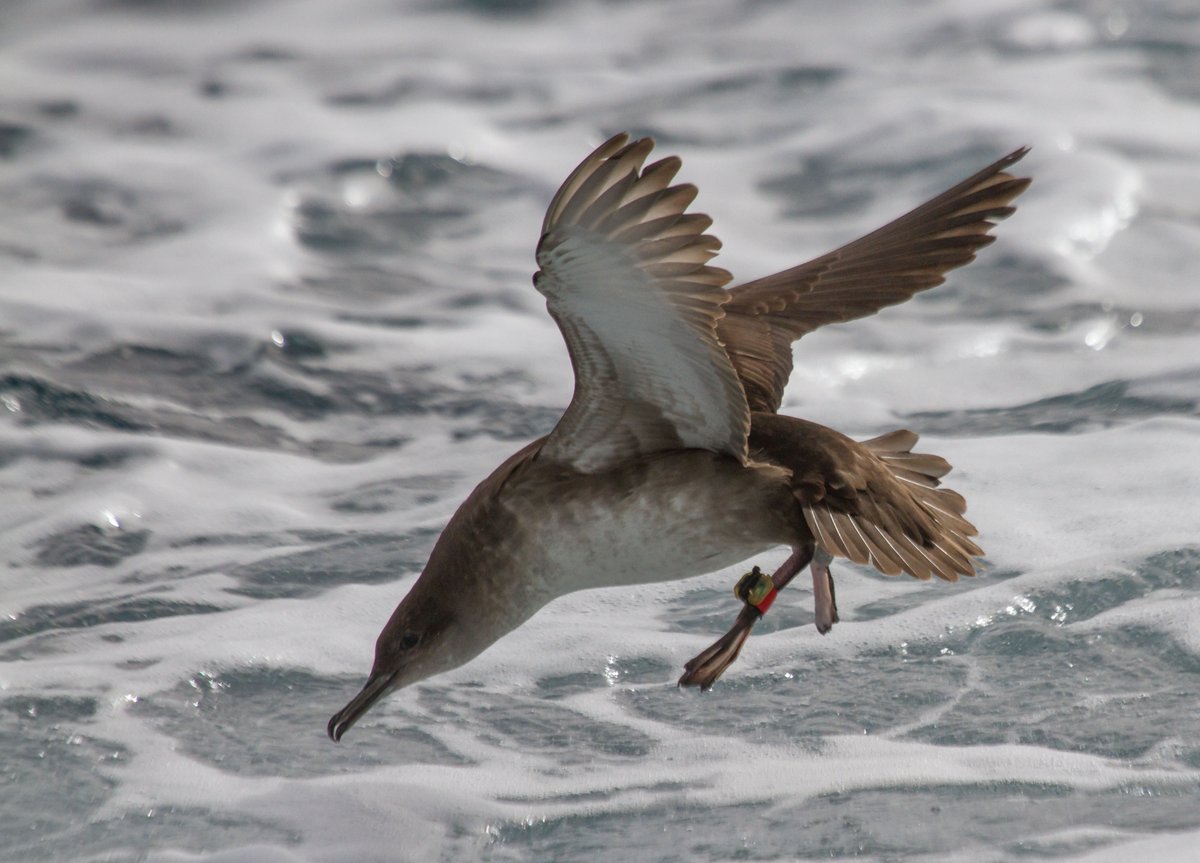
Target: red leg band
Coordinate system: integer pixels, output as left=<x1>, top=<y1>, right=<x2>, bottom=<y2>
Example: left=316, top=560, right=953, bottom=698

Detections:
left=752, top=586, right=778, bottom=615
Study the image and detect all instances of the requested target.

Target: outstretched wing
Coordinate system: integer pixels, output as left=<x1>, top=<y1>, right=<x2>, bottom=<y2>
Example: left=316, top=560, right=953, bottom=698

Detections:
left=719, top=149, right=1032, bottom=413
left=534, top=134, right=749, bottom=473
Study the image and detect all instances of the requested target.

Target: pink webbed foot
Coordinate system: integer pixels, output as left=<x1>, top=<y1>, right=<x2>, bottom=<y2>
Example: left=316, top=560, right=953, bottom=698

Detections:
left=811, top=549, right=839, bottom=634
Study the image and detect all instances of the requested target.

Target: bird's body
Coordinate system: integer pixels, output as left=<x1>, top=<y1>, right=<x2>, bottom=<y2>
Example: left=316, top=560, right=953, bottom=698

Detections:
left=351, top=439, right=797, bottom=688
left=495, top=446, right=796, bottom=598
left=328, top=134, right=1031, bottom=741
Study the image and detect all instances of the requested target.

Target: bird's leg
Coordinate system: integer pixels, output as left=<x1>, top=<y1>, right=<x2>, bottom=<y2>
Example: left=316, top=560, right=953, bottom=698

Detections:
left=676, top=603, right=760, bottom=692
left=678, top=543, right=814, bottom=690
left=811, top=548, right=839, bottom=634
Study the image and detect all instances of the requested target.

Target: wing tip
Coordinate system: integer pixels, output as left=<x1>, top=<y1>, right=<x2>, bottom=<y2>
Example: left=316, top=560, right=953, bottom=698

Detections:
left=1001, top=144, right=1032, bottom=167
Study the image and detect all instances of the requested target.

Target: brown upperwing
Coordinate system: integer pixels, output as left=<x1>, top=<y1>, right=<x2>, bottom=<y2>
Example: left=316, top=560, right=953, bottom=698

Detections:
left=719, top=149, right=1032, bottom=413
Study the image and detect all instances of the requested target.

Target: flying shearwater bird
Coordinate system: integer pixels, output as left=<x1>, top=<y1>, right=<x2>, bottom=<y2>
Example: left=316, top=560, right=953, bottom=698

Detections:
left=328, top=133, right=1030, bottom=741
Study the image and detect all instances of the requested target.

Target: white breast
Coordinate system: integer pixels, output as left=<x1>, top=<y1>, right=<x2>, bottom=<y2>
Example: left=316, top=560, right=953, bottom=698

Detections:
left=505, top=454, right=795, bottom=600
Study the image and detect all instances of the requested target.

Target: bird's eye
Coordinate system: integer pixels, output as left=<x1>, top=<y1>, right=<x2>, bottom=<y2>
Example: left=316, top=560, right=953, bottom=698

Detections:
left=399, top=633, right=421, bottom=650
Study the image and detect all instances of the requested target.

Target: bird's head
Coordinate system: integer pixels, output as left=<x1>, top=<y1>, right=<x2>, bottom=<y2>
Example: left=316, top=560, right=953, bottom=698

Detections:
left=326, top=590, right=460, bottom=742
left=327, top=440, right=540, bottom=742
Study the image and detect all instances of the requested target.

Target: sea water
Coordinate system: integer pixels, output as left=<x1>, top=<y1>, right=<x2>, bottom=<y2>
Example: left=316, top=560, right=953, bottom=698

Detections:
left=2, top=0, right=1200, bottom=860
